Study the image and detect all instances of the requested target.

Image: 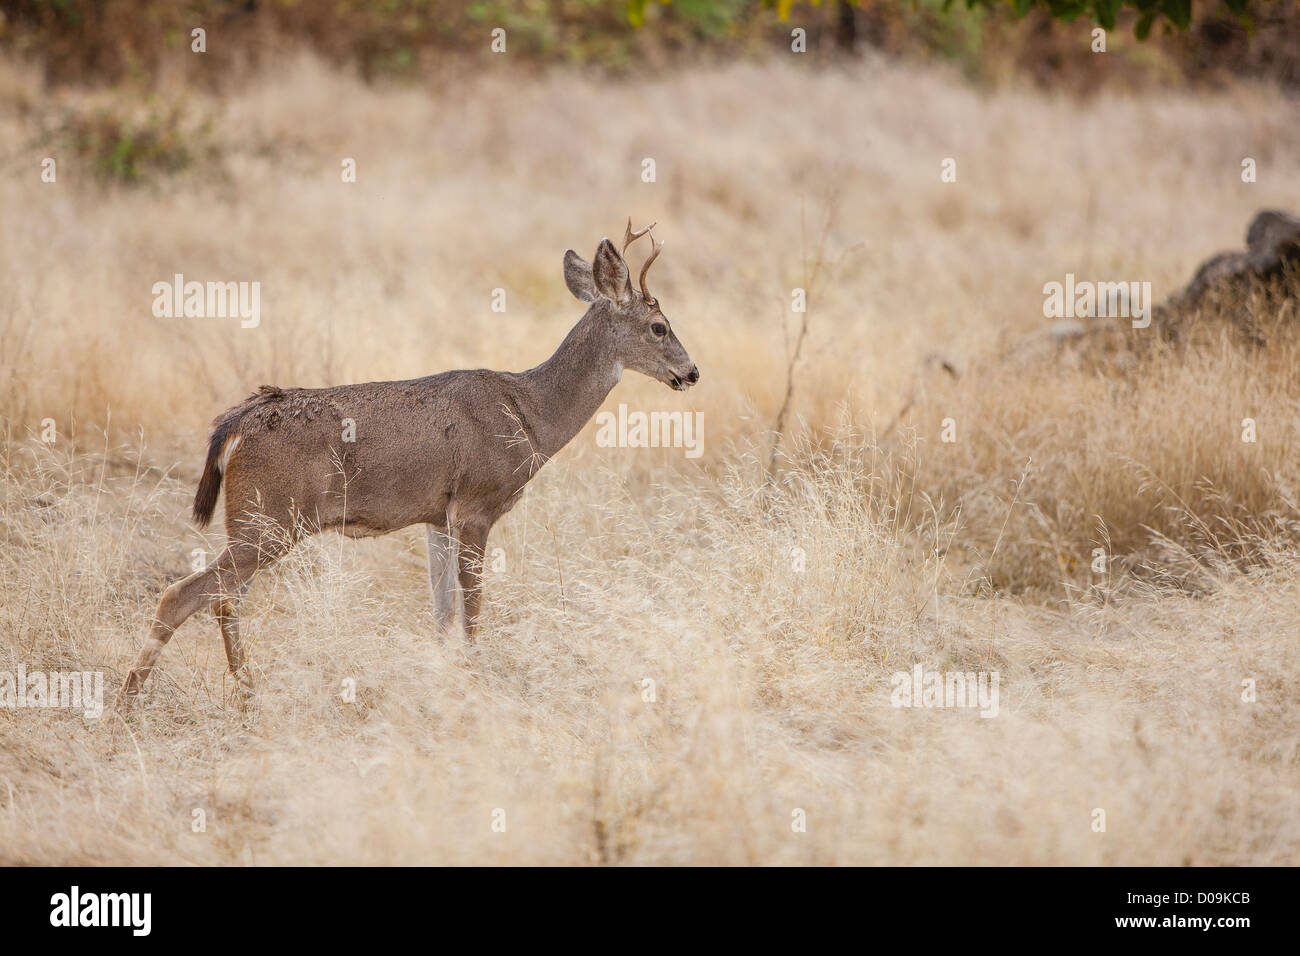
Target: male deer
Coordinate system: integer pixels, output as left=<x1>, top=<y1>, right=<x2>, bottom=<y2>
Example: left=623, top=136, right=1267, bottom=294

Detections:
left=115, top=221, right=698, bottom=712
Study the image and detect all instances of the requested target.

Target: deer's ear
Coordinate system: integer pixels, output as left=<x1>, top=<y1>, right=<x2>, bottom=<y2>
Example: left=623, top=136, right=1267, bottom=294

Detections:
left=591, top=238, right=632, bottom=305
left=563, top=250, right=597, bottom=303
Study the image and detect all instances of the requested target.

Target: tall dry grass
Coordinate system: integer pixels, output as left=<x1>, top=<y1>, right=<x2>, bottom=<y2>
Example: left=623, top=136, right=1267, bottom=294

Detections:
left=2, top=427, right=1298, bottom=864
left=1, top=53, right=1299, bottom=863
left=903, top=318, right=1300, bottom=593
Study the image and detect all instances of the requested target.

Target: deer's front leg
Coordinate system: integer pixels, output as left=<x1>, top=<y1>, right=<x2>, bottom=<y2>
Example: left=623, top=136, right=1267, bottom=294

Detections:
left=455, top=522, right=489, bottom=638
left=426, top=524, right=460, bottom=633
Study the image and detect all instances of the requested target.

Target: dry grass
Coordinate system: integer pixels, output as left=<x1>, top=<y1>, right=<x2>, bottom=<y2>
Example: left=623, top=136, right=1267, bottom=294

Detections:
left=906, top=321, right=1300, bottom=593
left=1, top=53, right=1299, bottom=864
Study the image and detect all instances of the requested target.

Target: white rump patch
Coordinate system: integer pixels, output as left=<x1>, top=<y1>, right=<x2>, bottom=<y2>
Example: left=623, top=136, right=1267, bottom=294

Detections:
left=219, top=434, right=243, bottom=473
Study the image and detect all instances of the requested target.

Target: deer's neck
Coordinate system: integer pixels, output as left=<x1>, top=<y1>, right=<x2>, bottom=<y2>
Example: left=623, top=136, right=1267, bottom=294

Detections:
left=519, top=310, right=621, bottom=460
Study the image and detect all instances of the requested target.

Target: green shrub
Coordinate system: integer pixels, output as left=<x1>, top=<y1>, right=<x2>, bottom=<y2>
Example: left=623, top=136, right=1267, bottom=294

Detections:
left=56, top=102, right=215, bottom=184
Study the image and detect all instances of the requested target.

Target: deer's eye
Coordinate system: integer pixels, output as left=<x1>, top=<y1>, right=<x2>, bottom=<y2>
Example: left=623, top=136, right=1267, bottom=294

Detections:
left=650, top=322, right=667, bottom=337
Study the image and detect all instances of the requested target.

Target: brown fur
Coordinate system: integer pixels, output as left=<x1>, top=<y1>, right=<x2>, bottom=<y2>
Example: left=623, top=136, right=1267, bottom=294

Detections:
left=115, top=228, right=699, bottom=713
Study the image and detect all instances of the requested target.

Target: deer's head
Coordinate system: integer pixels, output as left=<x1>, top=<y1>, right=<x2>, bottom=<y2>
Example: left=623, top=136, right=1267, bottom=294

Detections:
left=563, top=220, right=699, bottom=391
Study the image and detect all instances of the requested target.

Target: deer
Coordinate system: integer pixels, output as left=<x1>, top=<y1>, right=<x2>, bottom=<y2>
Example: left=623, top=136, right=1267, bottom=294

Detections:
left=114, top=220, right=698, bottom=714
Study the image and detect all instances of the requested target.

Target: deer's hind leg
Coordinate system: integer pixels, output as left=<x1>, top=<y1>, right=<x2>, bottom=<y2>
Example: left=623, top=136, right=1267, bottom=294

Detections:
left=209, top=533, right=282, bottom=711
left=116, top=549, right=237, bottom=711
left=213, top=585, right=255, bottom=710
left=116, top=537, right=280, bottom=713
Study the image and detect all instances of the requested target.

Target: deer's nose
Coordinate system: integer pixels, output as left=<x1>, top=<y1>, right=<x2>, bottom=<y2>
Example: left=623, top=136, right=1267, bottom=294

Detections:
left=686, top=366, right=700, bottom=384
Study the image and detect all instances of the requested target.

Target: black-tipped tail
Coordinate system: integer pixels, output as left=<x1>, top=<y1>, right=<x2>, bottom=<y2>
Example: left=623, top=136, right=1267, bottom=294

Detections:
left=193, top=417, right=236, bottom=528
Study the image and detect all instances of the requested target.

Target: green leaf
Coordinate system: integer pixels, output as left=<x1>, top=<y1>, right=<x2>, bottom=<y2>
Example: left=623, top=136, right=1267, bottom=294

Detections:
left=1161, top=0, right=1191, bottom=29
left=1094, top=0, right=1120, bottom=31
left=1134, top=9, right=1156, bottom=39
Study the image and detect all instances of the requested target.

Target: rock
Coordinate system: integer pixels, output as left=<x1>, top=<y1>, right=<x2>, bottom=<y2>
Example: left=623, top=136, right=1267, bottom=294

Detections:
left=1174, top=209, right=1300, bottom=308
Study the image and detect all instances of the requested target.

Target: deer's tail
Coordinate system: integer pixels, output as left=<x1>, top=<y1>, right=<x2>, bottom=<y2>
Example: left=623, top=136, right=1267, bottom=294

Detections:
left=193, top=413, right=243, bottom=528
left=193, top=385, right=287, bottom=528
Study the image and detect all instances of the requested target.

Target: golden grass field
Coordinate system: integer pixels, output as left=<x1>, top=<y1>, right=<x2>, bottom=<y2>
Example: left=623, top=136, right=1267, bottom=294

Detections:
left=1, top=52, right=1299, bottom=864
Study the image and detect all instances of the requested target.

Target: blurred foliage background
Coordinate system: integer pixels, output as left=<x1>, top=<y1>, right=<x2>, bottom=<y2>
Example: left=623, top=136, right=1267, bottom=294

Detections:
left=0, top=0, right=1296, bottom=89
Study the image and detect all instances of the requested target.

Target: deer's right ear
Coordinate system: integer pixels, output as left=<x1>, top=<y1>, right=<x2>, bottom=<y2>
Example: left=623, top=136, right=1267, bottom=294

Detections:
left=591, top=238, right=633, bottom=305
left=563, top=250, right=597, bottom=303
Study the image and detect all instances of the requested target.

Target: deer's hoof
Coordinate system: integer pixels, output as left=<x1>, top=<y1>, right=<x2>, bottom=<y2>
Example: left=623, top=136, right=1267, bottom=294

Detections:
left=229, top=671, right=258, bottom=720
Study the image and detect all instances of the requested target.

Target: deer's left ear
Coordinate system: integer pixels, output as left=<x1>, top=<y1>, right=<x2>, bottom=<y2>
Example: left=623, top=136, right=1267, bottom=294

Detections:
left=591, top=238, right=633, bottom=305
left=563, top=250, right=597, bottom=302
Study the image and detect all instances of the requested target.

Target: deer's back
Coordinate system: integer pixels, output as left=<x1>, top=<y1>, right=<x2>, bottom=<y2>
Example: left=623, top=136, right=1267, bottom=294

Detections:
left=219, top=371, right=534, bottom=536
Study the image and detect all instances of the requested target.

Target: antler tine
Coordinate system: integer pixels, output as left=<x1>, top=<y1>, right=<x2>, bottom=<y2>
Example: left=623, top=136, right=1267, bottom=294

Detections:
left=620, top=217, right=664, bottom=302
left=622, top=217, right=658, bottom=257
left=639, top=232, right=664, bottom=304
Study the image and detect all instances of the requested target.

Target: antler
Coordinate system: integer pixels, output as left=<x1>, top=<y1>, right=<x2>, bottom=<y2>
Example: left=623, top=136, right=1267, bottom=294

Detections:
left=622, top=217, right=665, bottom=304
left=621, top=218, right=656, bottom=256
